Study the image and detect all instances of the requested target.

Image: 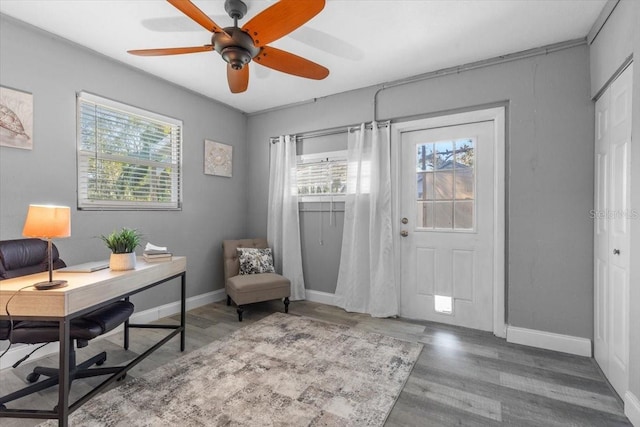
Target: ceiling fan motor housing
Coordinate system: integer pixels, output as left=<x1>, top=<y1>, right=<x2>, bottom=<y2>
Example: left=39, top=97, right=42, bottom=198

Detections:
left=213, top=27, right=260, bottom=70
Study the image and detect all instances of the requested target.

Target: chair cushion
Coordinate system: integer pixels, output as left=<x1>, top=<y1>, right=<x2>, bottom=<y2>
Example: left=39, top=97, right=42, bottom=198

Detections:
left=9, top=320, right=103, bottom=344
left=83, top=301, right=135, bottom=334
left=226, top=273, right=290, bottom=305
left=6, top=301, right=134, bottom=345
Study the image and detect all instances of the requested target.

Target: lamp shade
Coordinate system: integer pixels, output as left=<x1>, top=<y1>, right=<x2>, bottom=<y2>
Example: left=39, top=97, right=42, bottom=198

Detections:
left=22, top=204, right=71, bottom=238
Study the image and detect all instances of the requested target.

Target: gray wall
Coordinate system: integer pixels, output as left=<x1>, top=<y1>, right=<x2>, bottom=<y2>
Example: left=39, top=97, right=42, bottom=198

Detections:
left=247, top=44, right=595, bottom=339
left=0, top=16, right=247, bottom=311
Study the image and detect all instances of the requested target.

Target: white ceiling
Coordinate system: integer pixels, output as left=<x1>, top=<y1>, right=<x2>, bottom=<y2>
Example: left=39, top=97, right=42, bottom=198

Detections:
left=0, top=0, right=606, bottom=114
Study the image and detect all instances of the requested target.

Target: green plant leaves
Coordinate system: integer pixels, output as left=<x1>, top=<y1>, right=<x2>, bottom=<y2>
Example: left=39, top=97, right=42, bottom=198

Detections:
left=101, top=228, right=142, bottom=254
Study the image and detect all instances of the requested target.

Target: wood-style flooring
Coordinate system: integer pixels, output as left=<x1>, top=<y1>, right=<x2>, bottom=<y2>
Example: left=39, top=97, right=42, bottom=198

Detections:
left=0, top=299, right=632, bottom=426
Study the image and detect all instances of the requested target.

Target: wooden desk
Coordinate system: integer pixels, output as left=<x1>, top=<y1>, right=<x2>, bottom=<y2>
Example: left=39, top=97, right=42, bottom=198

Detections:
left=0, top=256, right=187, bottom=426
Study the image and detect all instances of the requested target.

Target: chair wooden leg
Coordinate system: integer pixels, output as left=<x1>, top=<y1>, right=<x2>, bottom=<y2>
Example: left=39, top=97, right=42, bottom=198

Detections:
left=284, top=297, right=290, bottom=313
left=226, top=295, right=231, bottom=306
left=237, top=306, right=244, bottom=322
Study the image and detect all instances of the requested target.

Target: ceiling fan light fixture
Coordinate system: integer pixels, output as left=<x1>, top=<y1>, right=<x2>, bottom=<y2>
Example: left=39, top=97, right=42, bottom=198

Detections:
left=221, top=46, right=251, bottom=70
left=213, top=27, right=260, bottom=70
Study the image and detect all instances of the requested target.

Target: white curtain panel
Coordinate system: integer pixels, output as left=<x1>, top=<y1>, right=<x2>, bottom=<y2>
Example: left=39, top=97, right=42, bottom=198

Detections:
left=334, top=122, right=398, bottom=317
left=267, top=135, right=306, bottom=301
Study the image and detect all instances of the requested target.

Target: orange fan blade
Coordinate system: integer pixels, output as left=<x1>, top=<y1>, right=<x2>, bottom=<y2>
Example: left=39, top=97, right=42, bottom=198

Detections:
left=227, top=64, right=249, bottom=93
left=242, top=0, right=325, bottom=47
left=128, top=45, right=214, bottom=56
left=254, top=46, right=329, bottom=80
left=167, top=0, right=224, bottom=33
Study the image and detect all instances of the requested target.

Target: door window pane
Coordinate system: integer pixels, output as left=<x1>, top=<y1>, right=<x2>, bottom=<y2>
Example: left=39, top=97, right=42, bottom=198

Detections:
left=454, top=201, right=474, bottom=229
left=434, top=201, right=453, bottom=229
left=435, top=171, right=454, bottom=200
left=454, top=168, right=474, bottom=200
left=435, top=141, right=454, bottom=170
left=455, top=139, right=474, bottom=167
left=416, top=143, right=434, bottom=171
left=417, top=201, right=433, bottom=228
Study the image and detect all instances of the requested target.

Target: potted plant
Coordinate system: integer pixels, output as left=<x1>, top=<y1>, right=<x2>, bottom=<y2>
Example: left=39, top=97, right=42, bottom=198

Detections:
left=101, top=228, right=142, bottom=271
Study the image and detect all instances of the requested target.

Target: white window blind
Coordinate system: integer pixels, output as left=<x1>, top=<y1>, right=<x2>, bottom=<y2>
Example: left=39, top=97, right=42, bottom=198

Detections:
left=297, top=150, right=347, bottom=201
left=77, top=92, right=182, bottom=210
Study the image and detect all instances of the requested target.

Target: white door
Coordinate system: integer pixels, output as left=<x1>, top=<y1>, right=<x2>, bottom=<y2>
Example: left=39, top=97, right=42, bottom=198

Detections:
left=594, top=63, right=632, bottom=398
left=398, top=117, right=499, bottom=332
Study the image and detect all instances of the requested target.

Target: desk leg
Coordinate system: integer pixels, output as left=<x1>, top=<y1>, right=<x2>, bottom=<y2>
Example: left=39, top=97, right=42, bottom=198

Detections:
left=58, top=318, right=70, bottom=426
left=180, top=273, right=186, bottom=352
left=124, top=296, right=130, bottom=350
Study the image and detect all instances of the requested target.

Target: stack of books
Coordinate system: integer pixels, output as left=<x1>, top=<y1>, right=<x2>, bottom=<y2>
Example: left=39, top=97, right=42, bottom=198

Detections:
left=143, top=247, right=172, bottom=263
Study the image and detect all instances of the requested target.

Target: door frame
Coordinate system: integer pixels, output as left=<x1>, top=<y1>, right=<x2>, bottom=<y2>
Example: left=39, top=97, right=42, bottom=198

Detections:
left=391, top=106, right=506, bottom=337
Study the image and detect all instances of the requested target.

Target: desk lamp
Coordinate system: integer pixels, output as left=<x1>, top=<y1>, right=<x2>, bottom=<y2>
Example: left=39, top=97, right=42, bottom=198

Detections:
left=22, top=204, right=71, bottom=290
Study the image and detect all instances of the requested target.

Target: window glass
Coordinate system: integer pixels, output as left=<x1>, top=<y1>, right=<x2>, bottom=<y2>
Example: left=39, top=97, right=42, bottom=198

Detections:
left=415, top=138, right=475, bottom=231
left=297, top=150, right=347, bottom=201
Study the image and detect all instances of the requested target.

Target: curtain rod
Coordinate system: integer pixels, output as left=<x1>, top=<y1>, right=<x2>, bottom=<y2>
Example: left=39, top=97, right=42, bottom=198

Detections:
left=269, top=121, right=390, bottom=143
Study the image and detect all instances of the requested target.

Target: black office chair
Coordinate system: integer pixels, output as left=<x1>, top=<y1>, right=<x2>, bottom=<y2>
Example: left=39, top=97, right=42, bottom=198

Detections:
left=0, top=238, right=134, bottom=410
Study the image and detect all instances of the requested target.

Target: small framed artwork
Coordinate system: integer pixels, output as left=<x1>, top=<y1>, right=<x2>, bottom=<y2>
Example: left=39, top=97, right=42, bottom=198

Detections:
left=204, top=140, right=233, bottom=177
left=0, top=86, right=33, bottom=150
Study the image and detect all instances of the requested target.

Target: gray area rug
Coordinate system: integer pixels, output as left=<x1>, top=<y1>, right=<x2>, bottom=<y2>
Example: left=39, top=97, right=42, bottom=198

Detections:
left=43, top=312, right=422, bottom=426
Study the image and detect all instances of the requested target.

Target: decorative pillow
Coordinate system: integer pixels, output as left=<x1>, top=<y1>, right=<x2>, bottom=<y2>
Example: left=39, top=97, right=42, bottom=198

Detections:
left=237, top=248, right=275, bottom=275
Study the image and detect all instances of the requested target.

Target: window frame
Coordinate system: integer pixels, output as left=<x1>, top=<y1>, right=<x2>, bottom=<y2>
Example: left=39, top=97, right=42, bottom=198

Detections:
left=76, top=91, right=183, bottom=211
left=296, top=150, right=348, bottom=203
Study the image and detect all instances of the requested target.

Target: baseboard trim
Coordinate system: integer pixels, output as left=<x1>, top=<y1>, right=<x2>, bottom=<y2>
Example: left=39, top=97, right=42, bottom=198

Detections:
left=129, top=288, right=226, bottom=324
left=305, top=289, right=335, bottom=306
left=0, top=289, right=227, bottom=370
left=506, top=325, right=592, bottom=357
left=625, top=391, right=640, bottom=427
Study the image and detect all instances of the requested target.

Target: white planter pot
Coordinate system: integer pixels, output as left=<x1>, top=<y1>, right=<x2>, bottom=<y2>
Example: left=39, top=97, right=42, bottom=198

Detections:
left=109, top=252, right=136, bottom=271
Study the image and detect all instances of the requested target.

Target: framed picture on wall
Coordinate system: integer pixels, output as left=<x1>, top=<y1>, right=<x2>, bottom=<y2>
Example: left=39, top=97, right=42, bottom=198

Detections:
left=0, top=86, right=33, bottom=150
left=204, top=140, right=233, bottom=177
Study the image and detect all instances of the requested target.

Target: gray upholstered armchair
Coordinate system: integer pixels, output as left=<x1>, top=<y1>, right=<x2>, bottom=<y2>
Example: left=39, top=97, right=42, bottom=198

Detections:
left=222, top=238, right=290, bottom=321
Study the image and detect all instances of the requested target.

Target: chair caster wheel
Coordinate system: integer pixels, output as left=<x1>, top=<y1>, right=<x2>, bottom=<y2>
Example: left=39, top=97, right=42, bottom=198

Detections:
left=0, top=403, right=6, bottom=411
left=26, top=372, right=40, bottom=383
left=117, top=373, right=127, bottom=381
left=96, top=358, right=106, bottom=366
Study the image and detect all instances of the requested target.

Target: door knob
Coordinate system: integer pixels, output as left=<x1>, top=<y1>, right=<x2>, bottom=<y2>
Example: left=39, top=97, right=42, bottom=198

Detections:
left=613, top=249, right=620, bottom=255
left=401, top=217, right=408, bottom=224
left=400, top=230, right=409, bottom=237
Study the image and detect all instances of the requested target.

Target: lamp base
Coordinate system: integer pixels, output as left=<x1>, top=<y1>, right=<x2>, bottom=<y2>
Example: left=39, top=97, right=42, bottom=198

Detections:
left=34, top=280, right=68, bottom=290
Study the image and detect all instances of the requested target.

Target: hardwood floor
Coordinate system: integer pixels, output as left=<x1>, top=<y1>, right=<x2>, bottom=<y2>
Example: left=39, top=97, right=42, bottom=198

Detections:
left=0, top=300, right=632, bottom=426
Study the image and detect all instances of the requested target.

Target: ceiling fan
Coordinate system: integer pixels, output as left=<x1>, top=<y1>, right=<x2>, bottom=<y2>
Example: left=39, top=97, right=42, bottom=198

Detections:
left=128, top=0, right=329, bottom=93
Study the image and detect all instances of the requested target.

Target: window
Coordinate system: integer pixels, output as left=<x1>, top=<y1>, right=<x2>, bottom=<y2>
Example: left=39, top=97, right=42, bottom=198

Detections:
left=416, top=138, right=475, bottom=230
left=297, top=150, right=347, bottom=201
left=77, top=92, right=182, bottom=210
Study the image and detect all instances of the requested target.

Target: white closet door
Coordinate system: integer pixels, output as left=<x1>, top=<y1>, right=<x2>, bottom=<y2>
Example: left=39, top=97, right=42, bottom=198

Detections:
left=594, top=63, right=632, bottom=398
